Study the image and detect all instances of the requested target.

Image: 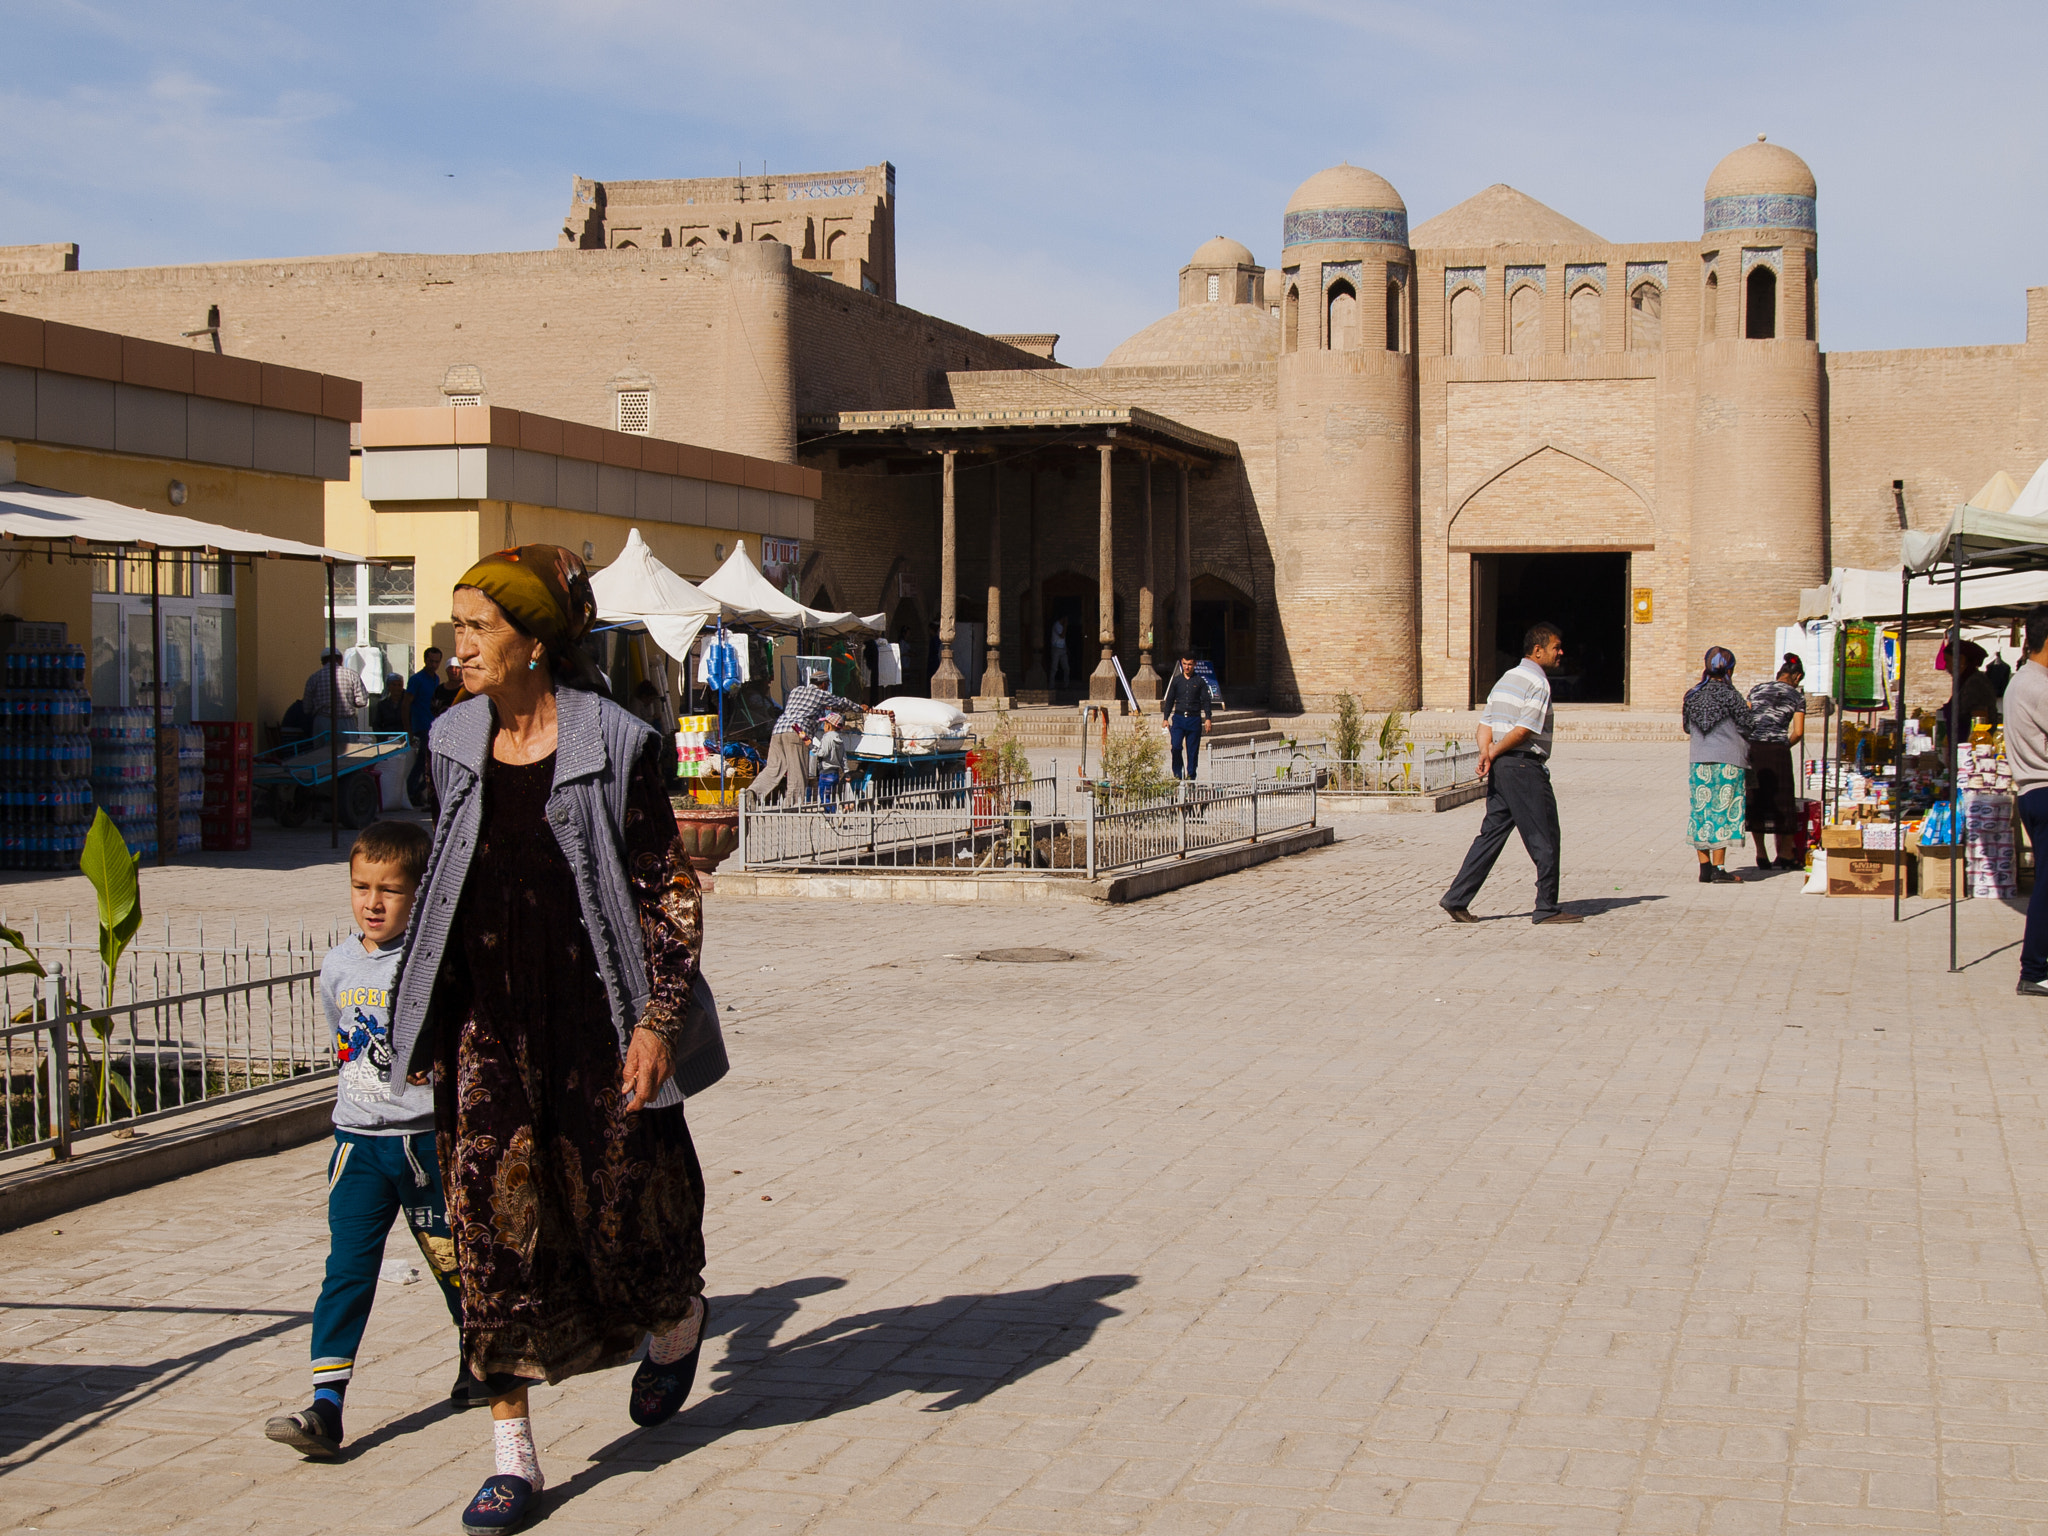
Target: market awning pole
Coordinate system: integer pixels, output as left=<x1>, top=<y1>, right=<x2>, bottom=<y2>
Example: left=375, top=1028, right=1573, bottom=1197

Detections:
left=152, top=549, right=167, bottom=867
left=1895, top=565, right=1909, bottom=923
left=1950, top=534, right=1962, bottom=972
left=328, top=560, right=341, bottom=851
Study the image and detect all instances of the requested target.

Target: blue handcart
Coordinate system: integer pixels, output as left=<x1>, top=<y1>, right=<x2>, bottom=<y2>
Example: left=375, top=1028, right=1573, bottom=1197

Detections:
left=254, top=730, right=411, bottom=829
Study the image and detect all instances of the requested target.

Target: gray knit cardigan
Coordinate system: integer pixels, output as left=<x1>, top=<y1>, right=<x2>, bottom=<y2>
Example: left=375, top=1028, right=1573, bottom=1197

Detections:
left=386, top=686, right=726, bottom=1108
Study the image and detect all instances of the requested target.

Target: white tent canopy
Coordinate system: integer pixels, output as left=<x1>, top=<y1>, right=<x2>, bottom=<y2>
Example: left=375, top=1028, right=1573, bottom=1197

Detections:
left=1902, top=455, right=2048, bottom=573
left=0, top=480, right=366, bottom=562
left=1826, top=564, right=2048, bottom=622
left=589, top=528, right=722, bottom=662
left=697, top=539, right=883, bottom=637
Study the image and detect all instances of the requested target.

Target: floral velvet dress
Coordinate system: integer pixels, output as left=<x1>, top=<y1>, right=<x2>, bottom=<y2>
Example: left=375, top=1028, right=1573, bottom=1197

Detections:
left=433, top=735, right=706, bottom=1386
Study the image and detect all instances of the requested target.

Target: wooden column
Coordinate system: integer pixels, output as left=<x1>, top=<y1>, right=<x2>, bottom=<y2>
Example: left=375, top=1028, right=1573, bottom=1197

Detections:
left=1021, top=466, right=1048, bottom=699
left=1174, top=463, right=1192, bottom=655
left=1132, top=454, right=1161, bottom=701
left=931, top=448, right=963, bottom=700
left=1091, top=443, right=1119, bottom=702
left=980, top=463, right=1010, bottom=706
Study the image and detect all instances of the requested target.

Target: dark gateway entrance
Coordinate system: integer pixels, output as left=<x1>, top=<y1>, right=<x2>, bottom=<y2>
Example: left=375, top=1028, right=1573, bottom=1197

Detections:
left=1471, top=552, right=1629, bottom=705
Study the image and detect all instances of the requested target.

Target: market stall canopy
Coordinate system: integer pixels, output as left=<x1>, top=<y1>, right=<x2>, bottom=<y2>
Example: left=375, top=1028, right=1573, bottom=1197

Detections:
left=1903, top=455, right=2048, bottom=572
left=1827, top=564, right=2048, bottom=623
left=589, top=528, right=721, bottom=662
left=697, top=539, right=883, bottom=636
left=0, top=480, right=369, bottom=562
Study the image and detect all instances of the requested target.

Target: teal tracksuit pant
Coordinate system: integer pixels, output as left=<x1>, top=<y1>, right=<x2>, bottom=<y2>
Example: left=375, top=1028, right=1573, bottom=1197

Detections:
left=310, top=1130, right=462, bottom=1392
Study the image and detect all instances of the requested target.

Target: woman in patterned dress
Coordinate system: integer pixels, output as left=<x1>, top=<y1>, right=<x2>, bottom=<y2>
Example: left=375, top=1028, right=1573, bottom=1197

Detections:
left=1685, top=648, right=1757, bottom=884
left=386, top=545, right=724, bottom=1534
left=1746, top=655, right=1808, bottom=870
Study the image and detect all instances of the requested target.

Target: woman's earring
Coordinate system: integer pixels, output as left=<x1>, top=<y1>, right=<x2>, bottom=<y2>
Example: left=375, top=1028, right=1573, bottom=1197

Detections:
left=528, top=659, right=539, bottom=672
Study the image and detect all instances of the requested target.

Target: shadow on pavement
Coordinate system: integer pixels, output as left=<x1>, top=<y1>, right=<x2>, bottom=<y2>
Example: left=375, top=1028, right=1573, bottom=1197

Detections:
left=1567, top=894, right=1670, bottom=915
left=537, top=1273, right=1139, bottom=1516
left=0, top=1308, right=309, bottom=1465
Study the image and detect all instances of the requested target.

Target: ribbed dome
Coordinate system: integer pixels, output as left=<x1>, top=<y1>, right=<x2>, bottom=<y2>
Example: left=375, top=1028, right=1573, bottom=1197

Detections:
left=1104, top=304, right=1280, bottom=368
left=1188, top=235, right=1256, bottom=268
left=1705, top=137, right=1815, bottom=200
left=1286, top=163, right=1405, bottom=215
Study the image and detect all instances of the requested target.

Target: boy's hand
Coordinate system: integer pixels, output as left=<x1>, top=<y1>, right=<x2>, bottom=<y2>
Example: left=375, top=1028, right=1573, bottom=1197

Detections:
left=621, top=1027, right=674, bottom=1112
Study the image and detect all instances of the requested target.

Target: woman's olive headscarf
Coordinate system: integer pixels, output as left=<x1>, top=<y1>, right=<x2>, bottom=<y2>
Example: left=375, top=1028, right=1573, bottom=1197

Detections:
left=455, top=544, right=603, bottom=689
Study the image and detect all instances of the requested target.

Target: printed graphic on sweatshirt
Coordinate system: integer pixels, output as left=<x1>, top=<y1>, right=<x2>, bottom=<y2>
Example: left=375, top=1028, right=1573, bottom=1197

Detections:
left=334, top=984, right=394, bottom=1102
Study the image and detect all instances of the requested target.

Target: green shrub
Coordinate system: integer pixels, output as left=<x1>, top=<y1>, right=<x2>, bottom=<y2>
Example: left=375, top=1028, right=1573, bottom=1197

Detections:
left=1099, top=716, right=1174, bottom=798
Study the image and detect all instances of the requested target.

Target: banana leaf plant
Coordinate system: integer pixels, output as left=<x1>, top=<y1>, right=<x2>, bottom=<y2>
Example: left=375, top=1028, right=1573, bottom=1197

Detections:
left=73, top=810, right=143, bottom=1126
left=0, top=921, right=126, bottom=1133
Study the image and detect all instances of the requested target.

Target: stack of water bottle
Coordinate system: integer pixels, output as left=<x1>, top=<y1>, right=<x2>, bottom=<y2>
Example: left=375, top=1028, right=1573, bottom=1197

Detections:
left=0, top=641, right=95, bottom=870
left=177, top=724, right=205, bottom=853
left=90, top=704, right=160, bottom=862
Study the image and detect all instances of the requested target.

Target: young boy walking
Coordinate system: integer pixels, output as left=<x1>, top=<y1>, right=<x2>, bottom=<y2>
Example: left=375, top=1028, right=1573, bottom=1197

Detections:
left=266, top=820, right=482, bottom=1459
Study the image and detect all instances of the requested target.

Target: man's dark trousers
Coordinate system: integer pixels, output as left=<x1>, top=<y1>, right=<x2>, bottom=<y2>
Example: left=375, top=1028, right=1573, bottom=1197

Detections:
left=1169, top=717, right=1204, bottom=780
left=2021, top=787, right=2048, bottom=983
left=1441, top=753, right=1561, bottom=921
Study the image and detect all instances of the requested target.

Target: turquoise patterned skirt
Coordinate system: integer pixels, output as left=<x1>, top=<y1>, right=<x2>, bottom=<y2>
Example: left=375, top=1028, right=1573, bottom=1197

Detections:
left=1689, top=762, right=1747, bottom=848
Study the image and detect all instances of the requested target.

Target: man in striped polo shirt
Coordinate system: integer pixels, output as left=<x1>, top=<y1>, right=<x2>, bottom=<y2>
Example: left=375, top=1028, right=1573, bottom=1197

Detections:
left=1441, top=622, right=1584, bottom=925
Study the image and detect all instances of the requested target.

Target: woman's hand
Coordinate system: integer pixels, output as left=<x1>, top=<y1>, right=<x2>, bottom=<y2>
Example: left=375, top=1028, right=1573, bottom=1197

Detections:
left=621, top=1026, right=675, bottom=1113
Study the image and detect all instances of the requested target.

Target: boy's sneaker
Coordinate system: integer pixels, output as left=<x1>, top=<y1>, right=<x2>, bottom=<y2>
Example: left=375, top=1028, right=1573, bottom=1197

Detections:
left=264, top=1400, right=342, bottom=1459
left=451, top=1362, right=491, bottom=1410
left=2018, top=977, right=2048, bottom=998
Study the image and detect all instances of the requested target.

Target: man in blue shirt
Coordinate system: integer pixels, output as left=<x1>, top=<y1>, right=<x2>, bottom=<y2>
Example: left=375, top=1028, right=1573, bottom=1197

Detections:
left=404, top=647, right=443, bottom=807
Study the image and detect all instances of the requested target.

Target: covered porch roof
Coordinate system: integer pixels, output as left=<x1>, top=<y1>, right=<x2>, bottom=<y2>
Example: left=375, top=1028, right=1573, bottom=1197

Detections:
left=797, top=406, right=1238, bottom=469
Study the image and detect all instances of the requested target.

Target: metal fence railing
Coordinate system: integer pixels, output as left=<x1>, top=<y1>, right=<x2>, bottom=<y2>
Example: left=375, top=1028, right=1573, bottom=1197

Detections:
left=1, top=913, right=340, bottom=1162
left=740, top=774, right=1317, bottom=880
left=1208, top=738, right=1480, bottom=794
left=1088, top=782, right=1319, bottom=872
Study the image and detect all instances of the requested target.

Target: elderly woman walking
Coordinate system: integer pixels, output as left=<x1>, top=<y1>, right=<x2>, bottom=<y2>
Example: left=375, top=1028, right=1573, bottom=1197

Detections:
left=387, top=546, right=725, bottom=1534
left=1746, top=654, right=1808, bottom=870
left=1686, top=647, right=1757, bottom=884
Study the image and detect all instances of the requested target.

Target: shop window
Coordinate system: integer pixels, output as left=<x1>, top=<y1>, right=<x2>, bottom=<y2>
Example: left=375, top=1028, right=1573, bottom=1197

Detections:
left=1628, top=282, right=1663, bottom=351
left=1745, top=266, right=1777, bottom=339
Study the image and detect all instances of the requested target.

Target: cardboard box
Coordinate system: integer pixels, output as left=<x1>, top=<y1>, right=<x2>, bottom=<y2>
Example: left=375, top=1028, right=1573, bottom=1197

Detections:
left=1828, top=849, right=1914, bottom=897
left=1915, top=844, right=1969, bottom=900
left=1820, top=825, right=1866, bottom=850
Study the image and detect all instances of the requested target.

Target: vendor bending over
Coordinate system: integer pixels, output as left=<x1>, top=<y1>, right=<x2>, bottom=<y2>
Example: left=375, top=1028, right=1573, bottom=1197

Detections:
left=751, top=682, right=862, bottom=805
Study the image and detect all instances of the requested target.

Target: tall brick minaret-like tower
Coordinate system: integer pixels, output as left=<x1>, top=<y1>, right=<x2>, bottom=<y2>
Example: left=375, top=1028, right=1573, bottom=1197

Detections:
left=1272, top=165, right=1418, bottom=710
left=1689, top=137, right=1825, bottom=682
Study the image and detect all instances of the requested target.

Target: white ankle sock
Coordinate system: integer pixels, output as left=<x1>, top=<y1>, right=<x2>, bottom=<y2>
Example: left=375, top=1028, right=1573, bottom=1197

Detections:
left=647, top=1296, right=705, bottom=1366
left=493, top=1416, right=543, bottom=1490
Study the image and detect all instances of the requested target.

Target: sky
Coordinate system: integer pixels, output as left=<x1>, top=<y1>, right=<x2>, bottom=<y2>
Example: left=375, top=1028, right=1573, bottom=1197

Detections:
left=2, top=0, right=2043, bottom=368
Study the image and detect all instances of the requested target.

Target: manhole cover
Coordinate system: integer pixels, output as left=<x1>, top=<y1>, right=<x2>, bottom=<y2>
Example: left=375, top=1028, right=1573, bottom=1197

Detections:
left=972, top=947, right=1082, bottom=964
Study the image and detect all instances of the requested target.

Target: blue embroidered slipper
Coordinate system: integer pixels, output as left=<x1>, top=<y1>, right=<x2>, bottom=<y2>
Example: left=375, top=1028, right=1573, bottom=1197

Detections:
left=461, top=1474, right=538, bottom=1533
left=629, top=1300, right=711, bottom=1427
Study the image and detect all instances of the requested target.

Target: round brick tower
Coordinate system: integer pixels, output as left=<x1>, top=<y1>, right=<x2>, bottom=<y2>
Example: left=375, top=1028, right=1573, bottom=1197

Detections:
left=1688, top=137, right=1823, bottom=693
left=1272, top=165, right=1417, bottom=711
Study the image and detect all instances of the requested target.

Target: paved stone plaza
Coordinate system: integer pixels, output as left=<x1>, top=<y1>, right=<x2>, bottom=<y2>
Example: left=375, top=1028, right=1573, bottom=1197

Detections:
left=1, top=742, right=2043, bottom=1536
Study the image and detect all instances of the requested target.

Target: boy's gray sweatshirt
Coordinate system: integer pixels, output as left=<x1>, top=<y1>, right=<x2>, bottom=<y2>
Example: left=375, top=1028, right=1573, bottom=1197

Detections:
left=320, top=937, right=434, bottom=1135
